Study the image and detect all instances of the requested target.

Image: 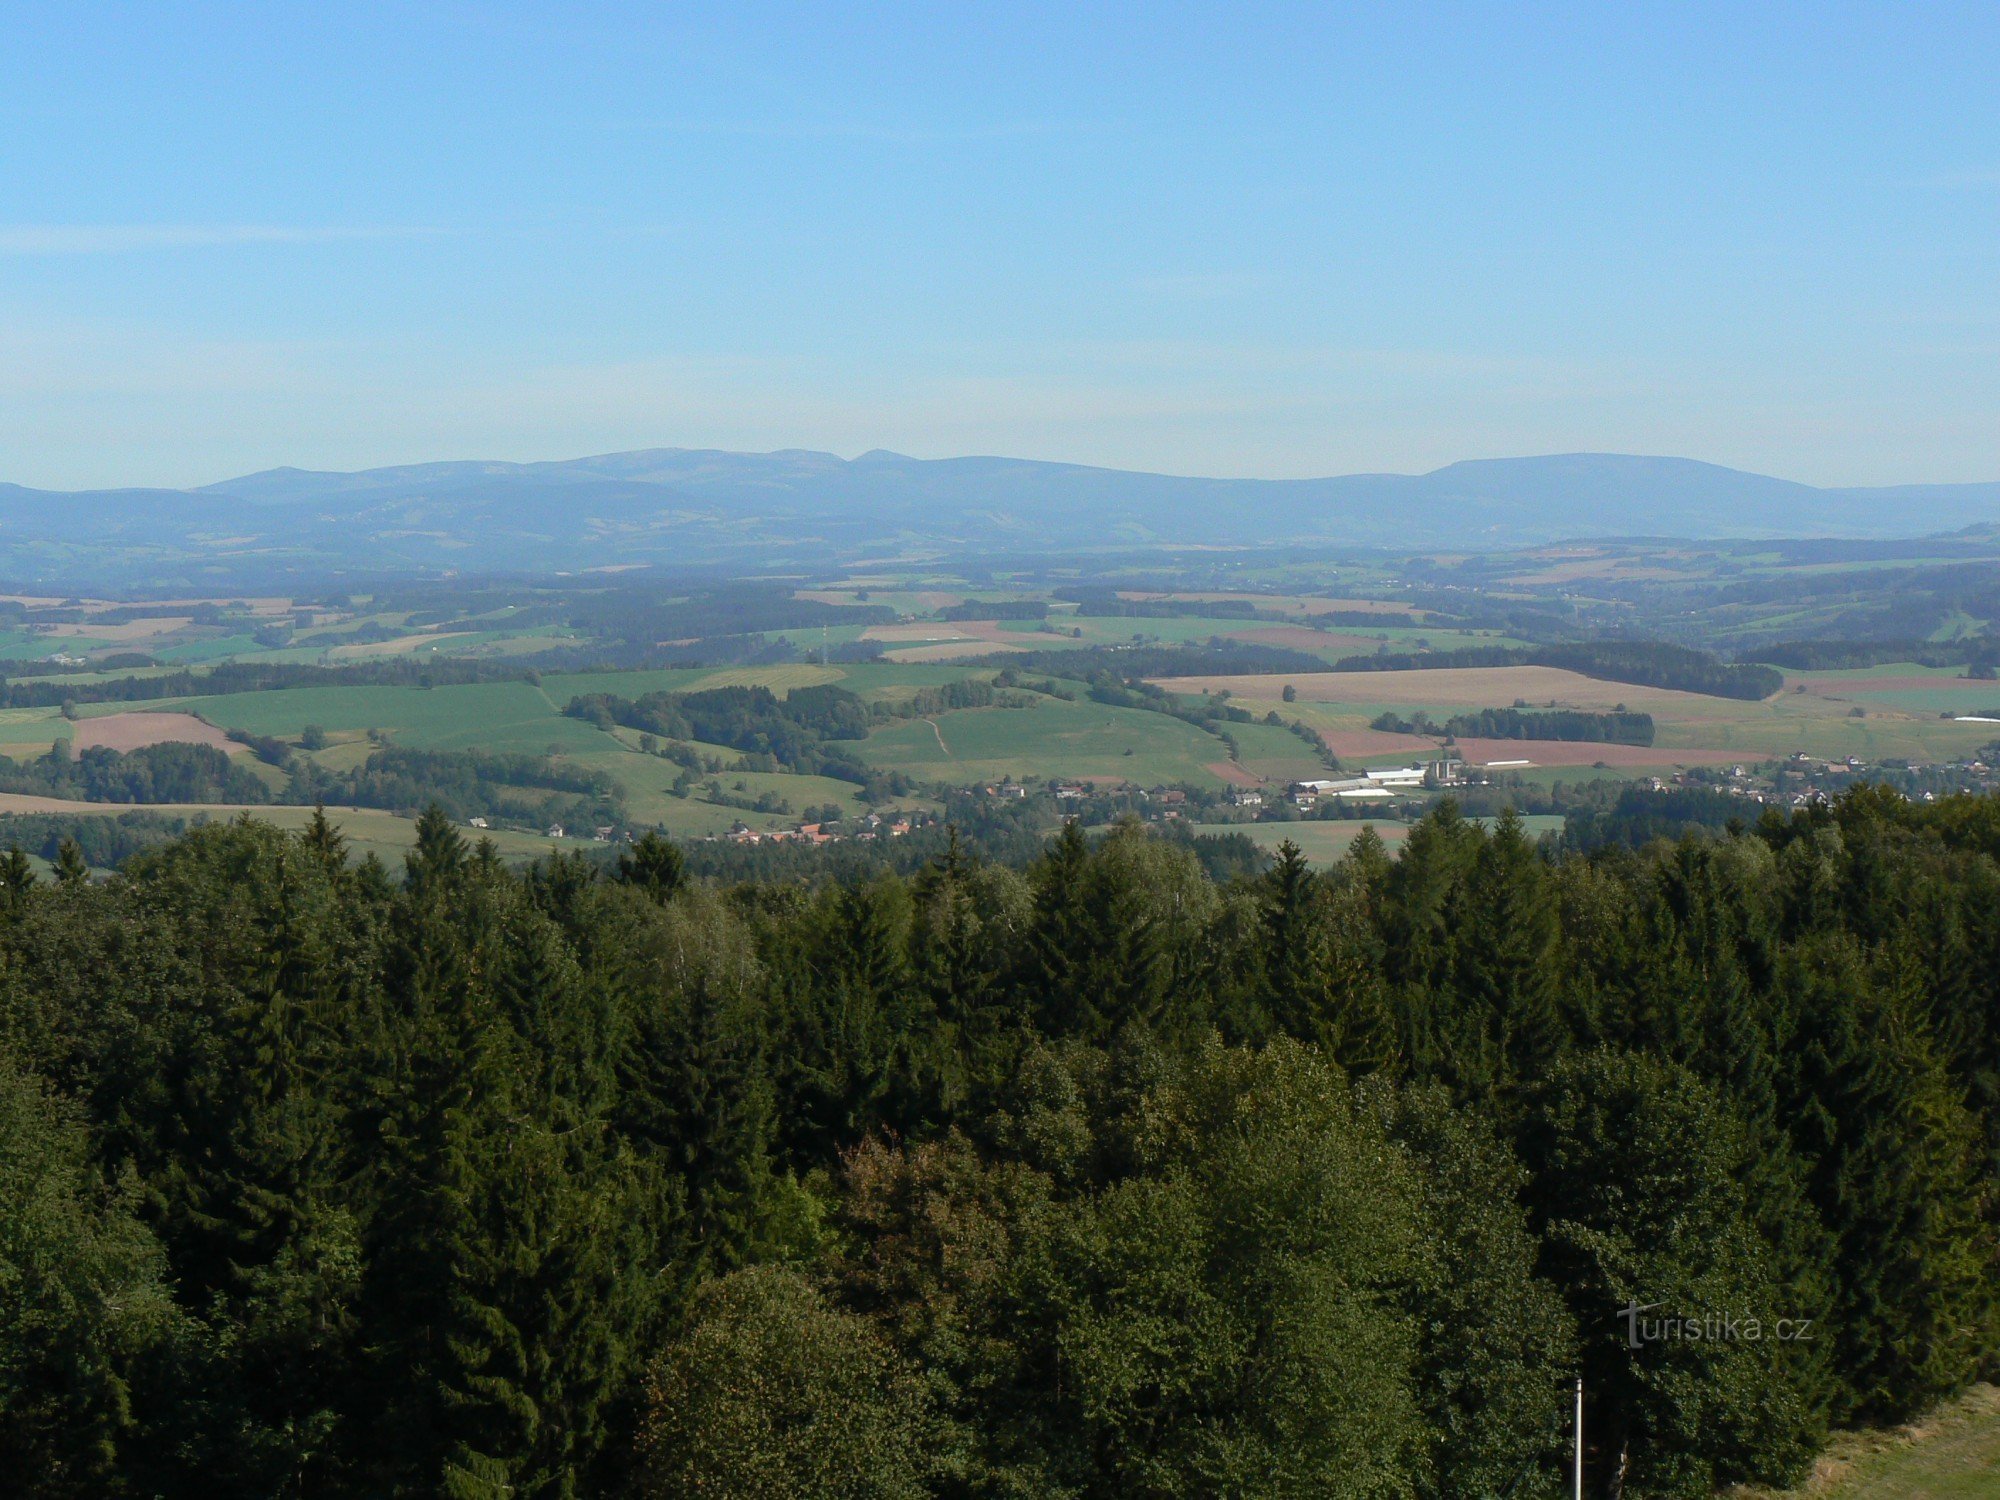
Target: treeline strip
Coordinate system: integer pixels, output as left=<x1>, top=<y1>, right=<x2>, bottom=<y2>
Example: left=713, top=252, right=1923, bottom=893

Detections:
left=0, top=808, right=190, bottom=867
left=0, top=657, right=539, bottom=710
left=1752, top=639, right=2000, bottom=671
left=1051, top=587, right=1277, bottom=620
left=963, top=641, right=1334, bottom=679
left=1305, top=609, right=1423, bottom=627
left=1371, top=707, right=1656, bottom=746
left=938, top=600, right=1048, bottom=621
left=0, top=740, right=624, bottom=825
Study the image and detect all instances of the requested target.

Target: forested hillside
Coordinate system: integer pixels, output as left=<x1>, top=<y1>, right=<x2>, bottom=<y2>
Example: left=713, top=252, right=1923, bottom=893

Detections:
left=2, top=792, right=1996, bottom=1496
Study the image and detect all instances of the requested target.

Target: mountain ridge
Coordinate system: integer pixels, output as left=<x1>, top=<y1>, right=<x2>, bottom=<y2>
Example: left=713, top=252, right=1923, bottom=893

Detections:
left=4, top=449, right=1997, bottom=585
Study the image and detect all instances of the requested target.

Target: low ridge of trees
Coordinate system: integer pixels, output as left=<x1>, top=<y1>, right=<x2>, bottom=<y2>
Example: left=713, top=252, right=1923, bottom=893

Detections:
left=1372, top=705, right=1656, bottom=745
left=1332, top=641, right=1785, bottom=700
left=0, top=742, right=271, bottom=804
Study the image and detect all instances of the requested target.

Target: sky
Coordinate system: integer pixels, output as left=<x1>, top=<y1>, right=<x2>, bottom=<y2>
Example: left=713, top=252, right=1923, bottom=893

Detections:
left=2, top=2, right=1996, bottom=491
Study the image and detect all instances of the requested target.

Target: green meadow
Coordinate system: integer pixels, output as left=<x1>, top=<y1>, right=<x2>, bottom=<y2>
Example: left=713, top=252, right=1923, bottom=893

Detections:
left=855, top=697, right=1233, bottom=787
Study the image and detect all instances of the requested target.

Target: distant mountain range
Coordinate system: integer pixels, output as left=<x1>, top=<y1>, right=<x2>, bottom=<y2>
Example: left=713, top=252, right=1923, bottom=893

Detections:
left=3, top=448, right=1997, bottom=586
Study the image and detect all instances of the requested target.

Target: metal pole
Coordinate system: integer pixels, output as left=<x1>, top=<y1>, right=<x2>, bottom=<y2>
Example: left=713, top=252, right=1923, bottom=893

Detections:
left=1573, top=1376, right=1584, bottom=1500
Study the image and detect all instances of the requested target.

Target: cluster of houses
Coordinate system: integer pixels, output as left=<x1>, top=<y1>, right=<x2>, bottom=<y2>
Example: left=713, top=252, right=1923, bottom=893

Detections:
left=719, top=811, right=917, bottom=846
left=471, top=816, right=634, bottom=843
left=463, top=810, right=930, bottom=848
left=1663, top=750, right=1998, bottom=810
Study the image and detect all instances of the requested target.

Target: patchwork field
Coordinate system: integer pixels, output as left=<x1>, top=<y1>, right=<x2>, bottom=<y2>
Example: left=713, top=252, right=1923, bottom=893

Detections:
left=0, top=707, right=72, bottom=761
left=13, top=598, right=1997, bottom=865
left=1156, top=665, right=2000, bottom=769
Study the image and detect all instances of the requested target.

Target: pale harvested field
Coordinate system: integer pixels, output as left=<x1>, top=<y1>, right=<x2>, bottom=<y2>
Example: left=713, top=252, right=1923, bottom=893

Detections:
left=331, top=631, right=476, bottom=659
left=45, top=616, right=194, bottom=640
left=882, top=640, right=1023, bottom=663
left=1152, top=666, right=1736, bottom=715
left=1119, top=592, right=1418, bottom=617
left=863, top=622, right=982, bottom=643
left=1318, top=728, right=1441, bottom=759
left=1454, top=737, right=1746, bottom=768
left=863, top=619, right=1030, bottom=647
left=69, top=712, right=239, bottom=754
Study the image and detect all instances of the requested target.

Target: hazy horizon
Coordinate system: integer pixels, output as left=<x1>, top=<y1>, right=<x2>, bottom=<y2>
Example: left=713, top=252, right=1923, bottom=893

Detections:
left=10, top=443, right=2000, bottom=500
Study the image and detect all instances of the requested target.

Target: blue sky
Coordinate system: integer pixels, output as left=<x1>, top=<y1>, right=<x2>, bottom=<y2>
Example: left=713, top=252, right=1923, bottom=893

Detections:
left=3, top=2, right=1996, bottom=489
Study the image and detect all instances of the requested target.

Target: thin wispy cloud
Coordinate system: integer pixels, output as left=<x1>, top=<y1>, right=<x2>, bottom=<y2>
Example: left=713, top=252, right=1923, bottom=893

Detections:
left=599, top=115, right=1102, bottom=146
left=0, top=224, right=439, bottom=255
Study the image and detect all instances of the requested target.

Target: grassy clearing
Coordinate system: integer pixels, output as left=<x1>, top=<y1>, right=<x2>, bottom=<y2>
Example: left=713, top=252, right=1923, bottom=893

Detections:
left=0, top=800, right=573, bottom=867
left=165, top=681, right=620, bottom=756
left=538, top=663, right=848, bottom=702
left=828, top=663, right=1002, bottom=701
left=1181, top=819, right=1413, bottom=864
left=1733, top=1385, right=2000, bottom=1498
left=1182, top=814, right=1567, bottom=866
left=590, top=748, right=873, bottom=832
left=0, top=706, right=70, bottom=760
left=1220, top=720, right=1335, bottom=783
left=857, top=699, right=1231, bottom=787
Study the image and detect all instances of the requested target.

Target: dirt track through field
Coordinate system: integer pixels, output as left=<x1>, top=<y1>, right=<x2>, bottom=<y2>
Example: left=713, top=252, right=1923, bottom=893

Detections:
left=1205, top=760, right=1264, bottom=787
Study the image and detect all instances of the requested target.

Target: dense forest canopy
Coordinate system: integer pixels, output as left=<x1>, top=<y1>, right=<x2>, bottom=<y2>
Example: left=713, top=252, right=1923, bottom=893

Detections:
left=1, top=789, right=1996, bottom=1497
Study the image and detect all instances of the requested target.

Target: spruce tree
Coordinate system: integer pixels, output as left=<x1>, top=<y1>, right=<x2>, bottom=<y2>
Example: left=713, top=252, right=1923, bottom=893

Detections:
left=1775, top=935, right=1991, bottom=1421
left=52, top=839, right=89, bottom=888
left=0, top=845, right=36, bottom=916
left=615, top=831, right=685, bottom=903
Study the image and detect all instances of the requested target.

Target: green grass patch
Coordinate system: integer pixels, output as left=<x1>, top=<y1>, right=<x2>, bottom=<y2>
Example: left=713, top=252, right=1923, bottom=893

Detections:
left=1221, top=720, right=1334, bottom=782
left=1733, top=1384, right=2000, bottom=1498
left=172, top=681, right=619, bottom=756
left=857, top=698, right=1232, bottom=787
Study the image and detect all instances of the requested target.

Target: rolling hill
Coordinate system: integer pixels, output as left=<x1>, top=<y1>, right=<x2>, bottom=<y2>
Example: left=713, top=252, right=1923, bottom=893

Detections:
left=3, top=449, right=1997, bottom=584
